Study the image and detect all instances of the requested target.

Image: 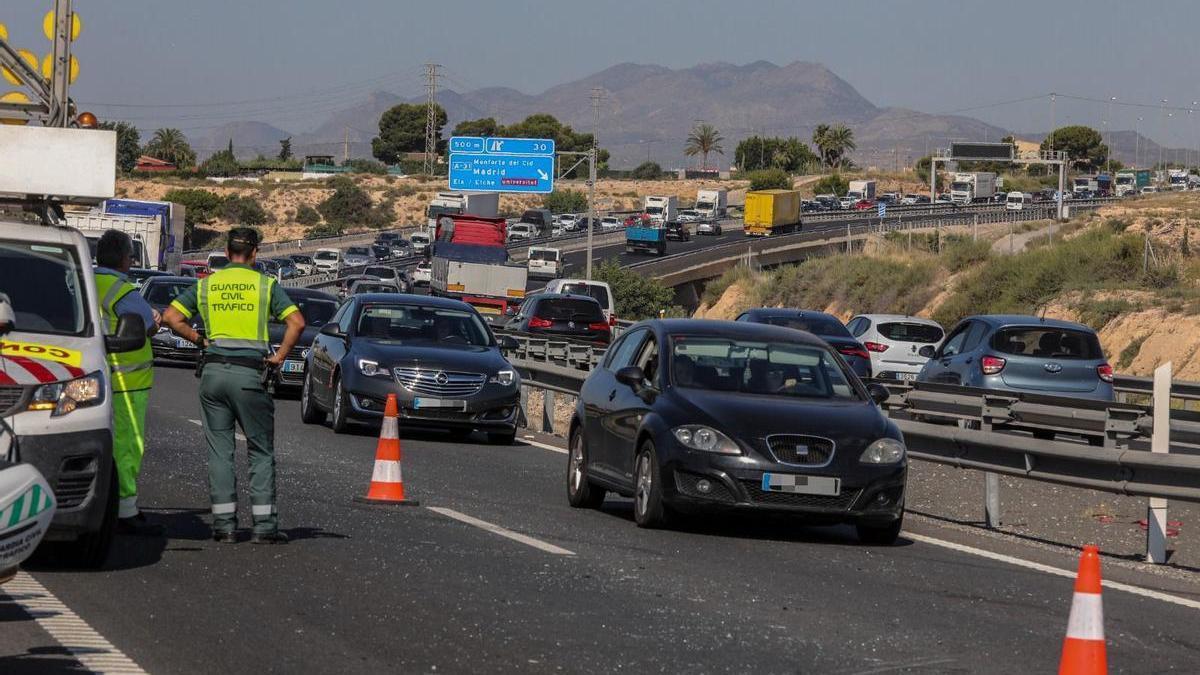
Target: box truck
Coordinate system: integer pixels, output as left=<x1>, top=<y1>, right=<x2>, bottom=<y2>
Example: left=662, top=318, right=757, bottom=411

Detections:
left=743, top=190, right=802, bottom=237
left=68, top=198, right=185, bottom=273
left=949, top=172, right=997, bottom=204
left=644, top=195, right=678, bottom=224
left=694, top=189, right=727, bottom=220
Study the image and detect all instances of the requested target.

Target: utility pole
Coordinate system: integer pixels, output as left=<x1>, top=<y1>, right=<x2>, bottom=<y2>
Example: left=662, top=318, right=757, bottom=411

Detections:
left=423, top=63, right=441, bottom=176
left=1160, top=98, right=1168, bottom=171
left=342, top=125, right=350, bottom=164
left=586, top=87, right=603, bottom=280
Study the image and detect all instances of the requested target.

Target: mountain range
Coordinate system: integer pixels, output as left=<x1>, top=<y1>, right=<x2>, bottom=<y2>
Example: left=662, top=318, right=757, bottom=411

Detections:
left=187, top=61, right=1182, bottom=169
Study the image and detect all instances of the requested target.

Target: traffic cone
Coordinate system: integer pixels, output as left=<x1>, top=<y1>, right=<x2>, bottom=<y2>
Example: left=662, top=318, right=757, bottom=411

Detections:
left=354, top=394, right=419, bottom=506
left=1059, top=545, right=1106, bottom=675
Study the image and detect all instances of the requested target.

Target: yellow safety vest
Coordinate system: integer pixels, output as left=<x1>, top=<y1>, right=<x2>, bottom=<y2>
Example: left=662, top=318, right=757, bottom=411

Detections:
left=198, top=266, right=275, bottom=352
left=95, top=273, right=154, bottom=392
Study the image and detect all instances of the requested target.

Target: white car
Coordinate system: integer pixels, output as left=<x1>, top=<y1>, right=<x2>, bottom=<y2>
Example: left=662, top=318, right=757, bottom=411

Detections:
left=600, top=216, right=622, bottom=230
left=557, top=214, right=578, bottom=230
left=543, top=278, right=616, bottom=323
left=1141, top=186, right=1159, bottom=195
left=677, top=209, right=700, bottom=223
left=845, top=314, right=945, bottom=382
left=410, top=232, right=431, bottom=255
left=696, top=220, right=724, bottom=236
left=506, top=223, right=535, bottom=242
left=412, top=260, right=432, bottom=286
left=838, top=197, right=854, bottom=209
left=527, top=246, right=563, bottom=279
left=313, top=247, right=342, bottom=273
left=289, top=254, right=317, bottom=276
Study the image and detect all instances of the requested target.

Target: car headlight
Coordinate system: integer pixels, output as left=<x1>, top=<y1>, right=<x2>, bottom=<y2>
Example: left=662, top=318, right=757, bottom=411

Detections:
left=672, top=425, right=740, bottom=455
left=28, top=370, right=105, bottom=417
left=358, top=359, right=388, bottom=378
left=489, top=369, right=517, bottom=386
left=860, top=438, right=906, bottom=464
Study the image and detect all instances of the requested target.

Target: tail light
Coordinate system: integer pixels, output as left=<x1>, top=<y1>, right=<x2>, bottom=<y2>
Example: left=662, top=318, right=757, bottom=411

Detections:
left=609, top=314, right=618, bottom=327
left=864, top=341, right=889, bottom=353
left=1097, top=363, right=1113, bottom=383
left=838, top=345, right=870, bottom=360
left=529, top=316, right=552, bottom=328
left=981, top=355, right=1006, bottom=375
left=588, top=321, right=610, bottom=331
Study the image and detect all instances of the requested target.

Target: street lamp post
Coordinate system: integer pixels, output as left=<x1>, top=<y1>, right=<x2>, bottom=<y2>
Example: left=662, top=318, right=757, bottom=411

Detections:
left=1106, top=96, right=1116, bottom=175
left=1160, top=99, right=1168, bottom=171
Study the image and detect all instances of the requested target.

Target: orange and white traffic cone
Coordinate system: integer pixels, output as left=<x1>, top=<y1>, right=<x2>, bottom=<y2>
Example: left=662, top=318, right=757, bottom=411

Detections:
left=1059, top=544, right=1106, bottom=675
left=354, top=394, right=419, bottom=506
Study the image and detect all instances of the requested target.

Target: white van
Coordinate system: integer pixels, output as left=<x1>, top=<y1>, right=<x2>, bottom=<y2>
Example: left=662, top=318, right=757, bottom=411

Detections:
left=410, top=231, right=432, bottom=255
left=1005, top=191, right=1032, bottom=211
left=544, top=278, right=616, bottom=323
left=313, top=247, right=342, bottom=273
left=527, top=247, right=563, bottom=279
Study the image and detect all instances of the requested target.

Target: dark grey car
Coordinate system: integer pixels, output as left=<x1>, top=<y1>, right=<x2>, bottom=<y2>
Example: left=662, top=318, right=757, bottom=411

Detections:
left=916, top=315, right=1114, bottom=401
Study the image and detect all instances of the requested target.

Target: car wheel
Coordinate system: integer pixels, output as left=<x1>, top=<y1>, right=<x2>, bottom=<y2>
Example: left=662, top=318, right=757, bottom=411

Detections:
left=857, top=511, right=904, bottom=546
left=567, top=428, right=606, bottom=509
left=300, top=371, right=326, bottom=425
left=487, top=429, right=516, bottom=445
left=63, top=468, right=117, bottom=569
left=330, top=374, right=350, bottom=433
left=633, top=441, right=670, bottom=528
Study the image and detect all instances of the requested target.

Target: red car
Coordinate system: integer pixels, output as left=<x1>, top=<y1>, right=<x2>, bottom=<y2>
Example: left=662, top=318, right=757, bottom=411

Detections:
left=854, top=199, right=876, bottom=210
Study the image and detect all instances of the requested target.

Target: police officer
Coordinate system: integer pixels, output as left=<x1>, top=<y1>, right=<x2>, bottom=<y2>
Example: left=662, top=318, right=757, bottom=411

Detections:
left=94, top=230, right=163, bottom=536
left=163, top=228, right=305, bottom=544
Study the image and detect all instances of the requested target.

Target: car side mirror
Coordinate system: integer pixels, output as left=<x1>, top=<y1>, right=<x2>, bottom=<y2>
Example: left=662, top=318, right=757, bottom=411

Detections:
left=866, top=383, right=890, bottom=405
left=105, top=313, right=146, bottom=354
left=498, top=335, right=519, bottom=351
left=918, top=345, right=937, bottom=359
left=615, top=365, right=645, bottom=389
left=319, top=323, right=346, bottom=339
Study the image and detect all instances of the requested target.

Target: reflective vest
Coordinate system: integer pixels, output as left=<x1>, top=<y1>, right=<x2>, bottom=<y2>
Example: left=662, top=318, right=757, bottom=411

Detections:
left=198, top=266, right=274, bottom=352
left=95, top=273, right=155, bottom=392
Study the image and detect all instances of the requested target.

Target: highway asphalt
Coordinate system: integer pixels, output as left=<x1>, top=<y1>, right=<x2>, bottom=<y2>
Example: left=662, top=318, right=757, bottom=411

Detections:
left=4, top=365, right=1200, bottom=673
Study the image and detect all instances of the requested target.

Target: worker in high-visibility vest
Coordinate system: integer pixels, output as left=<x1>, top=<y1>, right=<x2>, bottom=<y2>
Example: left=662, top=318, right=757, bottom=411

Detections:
left=163, top=228, right=305, bottom=544
left=94, top=230, right=163, bottom=536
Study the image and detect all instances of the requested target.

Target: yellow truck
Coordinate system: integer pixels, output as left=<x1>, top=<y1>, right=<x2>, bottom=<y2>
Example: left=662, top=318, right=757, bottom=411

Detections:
left=743, top=189, right=802, bottom=236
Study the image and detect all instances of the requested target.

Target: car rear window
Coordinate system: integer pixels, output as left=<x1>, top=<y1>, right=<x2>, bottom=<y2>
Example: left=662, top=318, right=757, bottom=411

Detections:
left=536, top=298, right=604, bottom=322
left=558, top=283, right=609, bottom=310
left=764, top=316, right=851, bottom=338
left=364, top=267, right=395, bottom=278
left=878, top=322, right=943, bottom=344
left=529, top=249, right=559, bottom=261
left=991, top=327, right=1103, bottom=360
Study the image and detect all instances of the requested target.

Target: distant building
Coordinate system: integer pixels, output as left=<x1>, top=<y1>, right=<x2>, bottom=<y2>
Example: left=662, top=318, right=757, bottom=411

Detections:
left=134, top=155, right=175, bottom=172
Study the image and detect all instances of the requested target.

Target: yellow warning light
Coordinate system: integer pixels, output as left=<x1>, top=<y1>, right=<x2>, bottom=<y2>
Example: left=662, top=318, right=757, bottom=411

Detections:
left=0, top=91, right=31, bottom=126
left=1, top=50, right=39, bottom=86
left=43, top=11, right=82, bottom=41
left=41, top=53, right=79, bottom=83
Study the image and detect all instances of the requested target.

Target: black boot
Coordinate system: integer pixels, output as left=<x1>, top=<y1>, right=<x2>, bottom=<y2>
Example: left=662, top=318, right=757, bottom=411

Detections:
left=212, top=530, right=237, bottom=543
left=116, top=512, right=165, bottom=537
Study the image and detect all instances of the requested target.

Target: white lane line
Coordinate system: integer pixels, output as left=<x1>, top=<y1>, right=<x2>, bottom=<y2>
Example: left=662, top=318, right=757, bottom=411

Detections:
left=906, top=532, right=1200, bottom=610
left=187, top=418, right=246, bottom=442
left=519, top=436, right=568, bottom=455
left=427, top=507, right=575, bottom=556
left=2, top=571, right=147, bottom=674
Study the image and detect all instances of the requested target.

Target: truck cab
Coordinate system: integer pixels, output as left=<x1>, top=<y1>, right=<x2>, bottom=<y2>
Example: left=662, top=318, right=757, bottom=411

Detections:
left=643, top=196, right=677, bottom=224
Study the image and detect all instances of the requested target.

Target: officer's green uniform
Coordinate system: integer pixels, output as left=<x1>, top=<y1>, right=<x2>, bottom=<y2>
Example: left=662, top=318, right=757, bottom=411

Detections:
left=94, top=272, right=155, bottom=519
left=170, top=264, right=298, bottom=535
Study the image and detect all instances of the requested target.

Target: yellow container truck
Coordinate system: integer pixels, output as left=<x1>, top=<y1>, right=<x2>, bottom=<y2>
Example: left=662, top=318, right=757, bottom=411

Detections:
left=743, top=189, right=802, bottom=236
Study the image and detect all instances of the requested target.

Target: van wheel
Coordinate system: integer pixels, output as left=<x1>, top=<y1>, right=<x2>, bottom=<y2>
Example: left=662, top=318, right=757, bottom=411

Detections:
left=64, top=469, right=117, bottom=569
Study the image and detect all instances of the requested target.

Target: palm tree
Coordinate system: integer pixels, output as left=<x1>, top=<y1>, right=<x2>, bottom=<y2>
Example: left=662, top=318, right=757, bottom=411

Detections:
left=684, top=123, right=724, bottom=170
left=144, top=128, right=196, bottom=168
left=811, top=124, right=832, bottom=168
left=824, top=124, right=856, bottom=169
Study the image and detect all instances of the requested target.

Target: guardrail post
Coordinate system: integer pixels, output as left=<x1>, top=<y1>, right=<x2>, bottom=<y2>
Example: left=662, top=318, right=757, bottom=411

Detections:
left=542, top=390, right=556, bottom=435
left=1146, top=362, right=1172, bottom=564
left=519, top=385, right=530, bottom=431
left=985, top=472, right=1001, bottom=528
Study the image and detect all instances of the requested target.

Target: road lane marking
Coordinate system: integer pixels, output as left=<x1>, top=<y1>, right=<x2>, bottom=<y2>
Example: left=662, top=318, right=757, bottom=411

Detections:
left=188, top=418, right=246, bottom=441
left=427, top=507, right=575, bottom=556
left=520, top=436, right=567, bottom=455
left=906, top=532, right=1200, bottom=610
left=2, top=571, right=147, bottom=674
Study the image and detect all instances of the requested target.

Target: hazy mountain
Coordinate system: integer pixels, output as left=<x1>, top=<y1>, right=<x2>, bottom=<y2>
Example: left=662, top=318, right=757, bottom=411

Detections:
left=194, top=121, right=291, bottom=160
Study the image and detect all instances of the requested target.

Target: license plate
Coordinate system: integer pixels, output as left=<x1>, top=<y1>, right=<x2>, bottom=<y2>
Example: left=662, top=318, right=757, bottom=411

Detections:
left=413, top=398, right=467, bottom=409
left=174, top=337, right=195, bottom=348
left=897, top=372, right=917, bottom=382
left=761, top=473, right=840, bottom=496
left=476, top=306, right=501, bottom=315
left=281, top=360, right=305, bottom=373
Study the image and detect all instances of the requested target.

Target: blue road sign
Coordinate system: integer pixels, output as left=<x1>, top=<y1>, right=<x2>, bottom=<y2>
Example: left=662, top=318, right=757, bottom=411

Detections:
left=449, top=136, right=485, bottom=154
left=448, top=153, right=555, bottom=193
left=877, top=202, right=887, bottom=218
left=481, top=137, right=555, bottom=156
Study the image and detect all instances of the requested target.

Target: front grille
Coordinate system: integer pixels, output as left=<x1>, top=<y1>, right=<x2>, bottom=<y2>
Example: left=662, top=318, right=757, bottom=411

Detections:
left=766, top=435, right=834, bottom=466
left=287, top=345, right=309, bottom=360
left=401, top=407, right=473, bottom=421
left=0, top=385, right=27, bottom=416
left=393, top=368, right=485, bottom=398
left=740, top=480, right=860, bottom=511
left=55, top=474, right=94, bottom=509
left=674, top=471, right=735, bottom=503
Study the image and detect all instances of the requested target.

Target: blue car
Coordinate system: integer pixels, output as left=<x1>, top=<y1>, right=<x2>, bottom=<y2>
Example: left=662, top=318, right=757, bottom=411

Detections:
left=735, top=308, right=872, bottom=379
left=916, top=315, right=1113, bottom=401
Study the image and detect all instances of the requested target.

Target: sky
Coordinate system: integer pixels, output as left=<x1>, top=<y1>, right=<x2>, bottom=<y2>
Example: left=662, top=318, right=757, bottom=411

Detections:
left=5, top=0, right=1200, bottom=147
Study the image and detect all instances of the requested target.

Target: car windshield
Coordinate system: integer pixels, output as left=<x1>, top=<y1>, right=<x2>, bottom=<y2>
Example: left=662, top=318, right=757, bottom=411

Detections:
left=602, top=217, right=618, bottom=224
left=347, top=247, right=369, bottom=256
left=671, top=337, right=858, bottom=400
left=645, top=207, right=663, bottom=214
left=529, top=249, right=558, bottom=261
left=280, top=297, right=337, bottom=327
left=0, top=240, right=89, bottom=337
left=356, top=304, right=491, bottom=346
left=761, top=315, right=851, bottom=338
left=208, top=255, right=229, bottom=269
left=558, top=283, right=609, bottom=310
left=878, top=322, right=943, bottom=343
left=412, top=233, right=430, bottom=242
left=536, top=298, right=603, bottom=322
left=144, top=281, right=194, bottom=306
left=950, top=182, right=970, bottom=191
left=315, top=251, right=338, bottom=260
left=991, top=327, right=1103, bottom=360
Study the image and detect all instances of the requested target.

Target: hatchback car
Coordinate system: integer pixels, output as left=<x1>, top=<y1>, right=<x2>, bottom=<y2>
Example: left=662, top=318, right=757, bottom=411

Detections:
left=506, top=223, right=535, bottom=242
left=412, top=260, right=432, bottom=286
left=847, top=314, right=944, bottom=382
left=349, top=279, right=403, bottom=296
left=676, top=209, right=699, bottom=223
left=289, top=254, right=316, bottom=276
left=269, top=288, right=338, bottom=392
left=665, top=221, right=691, bottom=242
left=916, top=315, right=1113, bottom=401
left=566, top=320, right=905, bottom=543
left=736, top=309, right=871, bottom=379
left=600, top=216, right=623, bottom=231
left=695, top=220, right=724, bottom=236
left=509, top=293, right=611, bottom=344
left=344, top=246, right=374, bottom=267
left=544, top=278, right=617, bottom=324
left=301, top=294, right=521, bottom=443
left=363, top=265, right=411, bottom=292
left=142, top=275, right=204, bottom=361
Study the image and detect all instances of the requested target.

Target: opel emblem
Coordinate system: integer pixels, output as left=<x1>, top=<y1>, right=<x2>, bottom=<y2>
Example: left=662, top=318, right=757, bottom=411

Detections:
left=1044, top=362, right=1063, bottom=373
left=435, top=371, right=449, bottom=385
